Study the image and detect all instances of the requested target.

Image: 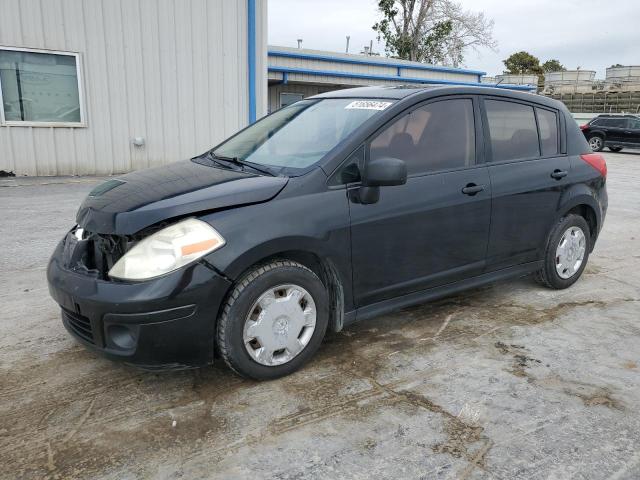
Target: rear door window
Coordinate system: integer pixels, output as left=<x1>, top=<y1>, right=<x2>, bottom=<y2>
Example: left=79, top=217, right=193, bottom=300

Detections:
left=536, top=108, right=559, bottom=156
left=370, top=98, right=475, bottom=175
left=485, top=100, right=540, bottom=162
left=604, top=118, right=627, bottom=128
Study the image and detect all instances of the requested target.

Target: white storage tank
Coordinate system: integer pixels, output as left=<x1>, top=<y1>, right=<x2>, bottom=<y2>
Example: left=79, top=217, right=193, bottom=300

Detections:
left=605, top=66, right=640, bottom=91
left=606, top=65, right=640, bottom=82
left=481, top=76, right=497, bottom=84
left=495, top=74, right=538, bottom=86
left=544, top=70, right=595, bottom=87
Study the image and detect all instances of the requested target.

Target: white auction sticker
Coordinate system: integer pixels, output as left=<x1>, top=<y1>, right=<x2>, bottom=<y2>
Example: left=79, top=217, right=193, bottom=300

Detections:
left=345, top=100, right=393, bottom=111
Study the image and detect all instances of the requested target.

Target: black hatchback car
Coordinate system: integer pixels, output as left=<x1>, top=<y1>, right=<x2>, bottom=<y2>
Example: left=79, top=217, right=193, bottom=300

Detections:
left=48, top=86, right=607, bottom=380
left=580, top=113, right=640, bottom=152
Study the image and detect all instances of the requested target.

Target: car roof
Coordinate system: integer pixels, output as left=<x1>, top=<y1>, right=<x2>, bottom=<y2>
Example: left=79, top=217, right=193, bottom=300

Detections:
left=309, top=85, right=561, bottom=109
left=595, top=113, right=639, bottom=118
left=309, top=85, right=439, bottom=100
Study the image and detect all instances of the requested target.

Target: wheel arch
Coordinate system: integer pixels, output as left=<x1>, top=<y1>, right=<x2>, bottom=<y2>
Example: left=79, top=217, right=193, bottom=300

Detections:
left=218, top=241, right=349, bottom=333
left=555, top=191, right=602, bottom=251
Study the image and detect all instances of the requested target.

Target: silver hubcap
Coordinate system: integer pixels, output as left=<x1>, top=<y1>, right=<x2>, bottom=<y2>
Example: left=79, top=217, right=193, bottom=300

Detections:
left=555, top=226, right=587, bottom=279
left=243, top=284, right=316, bottom=366
left=589, top=137, right=602, bottom=150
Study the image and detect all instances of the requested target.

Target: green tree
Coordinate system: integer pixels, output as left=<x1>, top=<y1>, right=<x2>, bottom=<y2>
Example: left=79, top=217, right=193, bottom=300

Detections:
left=541, top=59, right=565, bottom=73
left=373, top=0, right=496, bottom=67
left=503, top=51, right=542, bottom=75
left=609, top=63, right=624, bottom=68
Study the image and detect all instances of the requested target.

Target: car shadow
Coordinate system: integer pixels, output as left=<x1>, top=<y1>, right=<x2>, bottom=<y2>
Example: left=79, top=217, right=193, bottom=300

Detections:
left=607, top=149, right=640, bottom=156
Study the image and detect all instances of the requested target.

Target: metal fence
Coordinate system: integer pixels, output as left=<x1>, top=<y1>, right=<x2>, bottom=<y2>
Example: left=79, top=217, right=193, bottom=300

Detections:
left=544, top=91, right=640, bottom=114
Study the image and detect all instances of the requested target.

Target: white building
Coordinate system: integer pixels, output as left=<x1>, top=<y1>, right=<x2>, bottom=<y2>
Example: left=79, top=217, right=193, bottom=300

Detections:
left=0, top=0, right=268, bottom=176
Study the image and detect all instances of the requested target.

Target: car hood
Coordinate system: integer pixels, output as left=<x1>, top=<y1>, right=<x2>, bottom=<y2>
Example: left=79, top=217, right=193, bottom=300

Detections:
left=76, top=160, right=288, bottom=234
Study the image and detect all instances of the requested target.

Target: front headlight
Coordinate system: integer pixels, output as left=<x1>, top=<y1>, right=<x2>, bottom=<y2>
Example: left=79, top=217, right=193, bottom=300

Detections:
left=108, top=218, right=225, bottom=281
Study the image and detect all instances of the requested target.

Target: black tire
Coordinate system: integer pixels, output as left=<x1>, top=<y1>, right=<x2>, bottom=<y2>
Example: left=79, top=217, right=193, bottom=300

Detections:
left=608, top=146, right=623, bottom=152
left=588, top=135, right=604, bottom=152
left=535, top=214, right=591, bottom=289
left=216, top=260, right=329, bottom=380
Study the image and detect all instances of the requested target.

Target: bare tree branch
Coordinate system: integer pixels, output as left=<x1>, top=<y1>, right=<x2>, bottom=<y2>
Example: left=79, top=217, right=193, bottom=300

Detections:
left=373, top=0, right=496, bottom=66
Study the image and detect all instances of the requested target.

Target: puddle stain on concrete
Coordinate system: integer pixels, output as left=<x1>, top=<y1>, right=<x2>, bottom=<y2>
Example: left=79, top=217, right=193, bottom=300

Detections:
left=0, top=354, right=247, bottom=479
left=494, top=342, right=542, bottom=378
left=492, top=342, right=625, bottom=412
left=537, top=375, right=626, bottom=412
left=398, top=390, right=488, bottom=466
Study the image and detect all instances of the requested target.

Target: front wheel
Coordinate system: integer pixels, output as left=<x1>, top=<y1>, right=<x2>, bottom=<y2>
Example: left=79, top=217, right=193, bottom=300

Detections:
left=588, top=135, right=604, bottom=152
left=216, top=260, right=329, bottom=380
left=535, top=214, right=591, bottom=289
left=608, top=146, right=623, bottom=152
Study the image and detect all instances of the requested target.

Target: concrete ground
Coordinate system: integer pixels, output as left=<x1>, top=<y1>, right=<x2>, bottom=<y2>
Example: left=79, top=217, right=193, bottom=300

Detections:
left=1, top=151, right=639, bottom=480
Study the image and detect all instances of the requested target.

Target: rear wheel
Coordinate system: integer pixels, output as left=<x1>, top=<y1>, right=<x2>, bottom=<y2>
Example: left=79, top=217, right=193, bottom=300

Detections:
left=535, top=214, right=591, bottom=289
left=588, top=135, right=604, bottom=152
left=216, top=260, right=329, bottom=380
left=608, top=146, right=623, bottom=152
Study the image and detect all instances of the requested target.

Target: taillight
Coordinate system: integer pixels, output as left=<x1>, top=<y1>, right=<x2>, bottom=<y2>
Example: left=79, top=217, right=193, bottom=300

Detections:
left=579, top=124, right=589, bottom=131
left=581, top=153, right=607, bottom=177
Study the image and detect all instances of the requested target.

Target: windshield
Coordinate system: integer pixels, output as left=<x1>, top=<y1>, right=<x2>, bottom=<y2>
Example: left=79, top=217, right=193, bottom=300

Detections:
left=213, top=98, right=395, bottom=170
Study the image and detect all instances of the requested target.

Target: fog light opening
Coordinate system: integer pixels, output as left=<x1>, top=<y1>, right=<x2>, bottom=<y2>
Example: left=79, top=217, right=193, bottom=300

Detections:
left=107, top=324, right=137, bottom=350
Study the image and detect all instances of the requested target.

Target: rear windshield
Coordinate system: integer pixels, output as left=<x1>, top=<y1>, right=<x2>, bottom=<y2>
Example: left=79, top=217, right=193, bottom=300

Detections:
left=213, top=98, right=394, bottom=171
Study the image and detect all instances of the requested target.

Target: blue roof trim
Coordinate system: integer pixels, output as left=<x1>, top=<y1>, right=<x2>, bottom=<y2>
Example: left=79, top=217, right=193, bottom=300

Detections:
left=268, top=66, right=536, bottom=91
left=247, top=0, right=257, bottom=123
left=268, top=49, right=487, bottom=77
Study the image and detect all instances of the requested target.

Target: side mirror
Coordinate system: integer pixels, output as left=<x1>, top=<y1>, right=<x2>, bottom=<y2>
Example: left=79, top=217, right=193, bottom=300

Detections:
left=363, top=157, right=407, bottom=187
left=355, top=157, right=407, bottom=205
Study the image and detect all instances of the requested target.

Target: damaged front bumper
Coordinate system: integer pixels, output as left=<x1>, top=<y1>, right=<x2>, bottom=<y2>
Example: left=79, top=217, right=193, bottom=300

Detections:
left=47, top=233, right=231, bottom=369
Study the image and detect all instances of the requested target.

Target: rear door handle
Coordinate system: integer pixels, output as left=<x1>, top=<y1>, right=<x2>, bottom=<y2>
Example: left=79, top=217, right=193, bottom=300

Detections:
left=461, top=183, right=484, bottom=195
left=551, top=169, right=568, bottom=180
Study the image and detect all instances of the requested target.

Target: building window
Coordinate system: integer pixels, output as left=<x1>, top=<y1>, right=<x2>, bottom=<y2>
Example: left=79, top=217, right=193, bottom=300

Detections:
left=280, top=92, right=304, bottom=109
left=0, top=47, right=84, bottom=126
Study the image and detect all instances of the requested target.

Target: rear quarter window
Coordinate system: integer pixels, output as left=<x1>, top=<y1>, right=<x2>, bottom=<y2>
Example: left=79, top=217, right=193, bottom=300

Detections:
left=485, top=100, right=540, bottom=162
left=536, top=108, right=559, bottom=156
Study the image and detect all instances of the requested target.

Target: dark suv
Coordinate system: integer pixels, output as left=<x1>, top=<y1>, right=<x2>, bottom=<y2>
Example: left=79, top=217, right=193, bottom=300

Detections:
left=581, top=113, right=640, bottom=152
left=47, top=86, right=607, bottom=380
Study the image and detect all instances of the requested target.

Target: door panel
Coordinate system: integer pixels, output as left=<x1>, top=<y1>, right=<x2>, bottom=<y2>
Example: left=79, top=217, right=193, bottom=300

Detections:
left=348, top=96, right=491, bottom=308
left=486, top=156, right=571, bottom=269
left=603, top=118, right=628, bottom=143
left=481, top=98, right=571, bottom=270
left=623, top=118, right=640, bottom=144
left=349, top=167, right=491, bottom=307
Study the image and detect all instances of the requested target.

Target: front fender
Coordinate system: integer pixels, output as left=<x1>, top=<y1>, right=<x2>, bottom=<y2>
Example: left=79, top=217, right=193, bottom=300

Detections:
left=198, top=187, right=354, bottom=313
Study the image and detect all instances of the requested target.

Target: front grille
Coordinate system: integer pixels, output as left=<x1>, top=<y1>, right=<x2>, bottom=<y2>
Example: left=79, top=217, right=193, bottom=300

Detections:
left=62, top=307, right=95, bottom=344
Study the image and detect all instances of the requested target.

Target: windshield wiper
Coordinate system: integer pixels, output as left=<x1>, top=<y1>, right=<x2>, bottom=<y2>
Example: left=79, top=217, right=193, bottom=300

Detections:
left=211, top=152, right=275, bottom=177
left=203, top=151, right=232, bottom=170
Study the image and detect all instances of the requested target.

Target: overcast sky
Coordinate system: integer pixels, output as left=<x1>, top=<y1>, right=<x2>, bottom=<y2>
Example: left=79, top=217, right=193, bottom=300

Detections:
left=268, top=0, right=640, bottom=78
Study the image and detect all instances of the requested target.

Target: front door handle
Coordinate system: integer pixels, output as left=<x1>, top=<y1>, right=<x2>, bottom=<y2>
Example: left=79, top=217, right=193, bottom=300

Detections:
left=461, top=183, right=484, bottom=195
left=551, top=169, right=568, bottom=180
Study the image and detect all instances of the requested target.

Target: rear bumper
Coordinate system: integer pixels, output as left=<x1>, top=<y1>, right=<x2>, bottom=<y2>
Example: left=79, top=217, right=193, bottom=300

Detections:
left=47, top=238, right=232, bottom=369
